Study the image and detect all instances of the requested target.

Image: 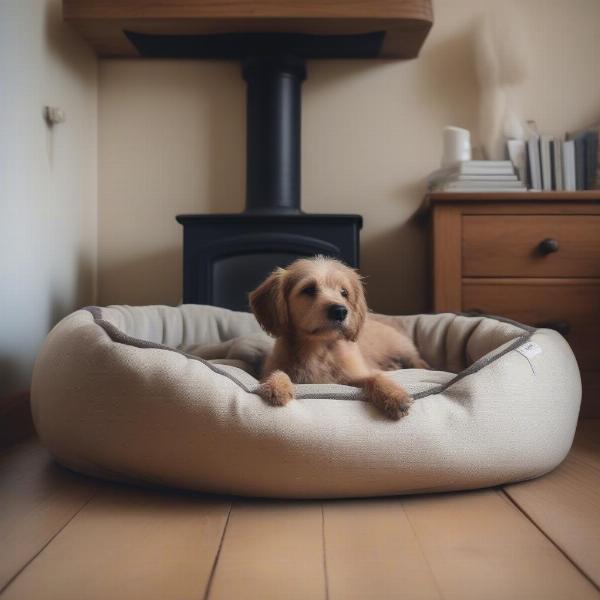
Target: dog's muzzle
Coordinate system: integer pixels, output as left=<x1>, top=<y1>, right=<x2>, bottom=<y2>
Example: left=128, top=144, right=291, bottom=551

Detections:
left=327, top=304, right=348, bottom=322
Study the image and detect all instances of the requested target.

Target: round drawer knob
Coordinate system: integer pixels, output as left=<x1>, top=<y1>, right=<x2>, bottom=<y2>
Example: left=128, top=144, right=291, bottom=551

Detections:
left=538, top=238, right=559, bottom=255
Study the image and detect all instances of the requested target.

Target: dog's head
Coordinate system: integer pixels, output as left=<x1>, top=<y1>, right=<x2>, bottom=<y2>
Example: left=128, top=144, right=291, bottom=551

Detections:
left=249, top=257, right=367, bottom=342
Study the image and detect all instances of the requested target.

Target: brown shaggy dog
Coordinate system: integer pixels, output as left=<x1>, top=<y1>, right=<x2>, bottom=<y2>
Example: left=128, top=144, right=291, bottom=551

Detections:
left=249, top=257, right=428, bottom=419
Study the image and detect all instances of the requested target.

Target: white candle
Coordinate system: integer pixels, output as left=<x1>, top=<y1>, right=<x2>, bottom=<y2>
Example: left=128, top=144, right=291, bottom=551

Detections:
left=442, top=126, right=471, bottom=167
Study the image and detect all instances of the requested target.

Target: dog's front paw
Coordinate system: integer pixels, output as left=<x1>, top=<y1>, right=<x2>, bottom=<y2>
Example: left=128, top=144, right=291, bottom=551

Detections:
left=381, top=388, right=412, bottom=420
left=363, top=373, right=412, bottom=420
left=257, top=370, right=295, bottom=407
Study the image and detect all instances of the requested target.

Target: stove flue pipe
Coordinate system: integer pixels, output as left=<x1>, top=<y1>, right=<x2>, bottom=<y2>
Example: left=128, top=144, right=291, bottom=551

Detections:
left=242, top=55, right=306, bottom=213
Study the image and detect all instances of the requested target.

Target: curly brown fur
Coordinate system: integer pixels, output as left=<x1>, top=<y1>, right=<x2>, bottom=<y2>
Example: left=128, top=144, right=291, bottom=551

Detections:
left=358, top=373, right=412, bottom=420
left=249, top=257, right=428, bottom=420
left=257, top=369, right=295, bottom=407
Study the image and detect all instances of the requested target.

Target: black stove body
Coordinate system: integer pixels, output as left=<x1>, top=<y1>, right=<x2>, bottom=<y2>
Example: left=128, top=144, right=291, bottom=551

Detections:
left=126, top=37, right=365, bottom=310
left=176, top=213, right=361, bottom=311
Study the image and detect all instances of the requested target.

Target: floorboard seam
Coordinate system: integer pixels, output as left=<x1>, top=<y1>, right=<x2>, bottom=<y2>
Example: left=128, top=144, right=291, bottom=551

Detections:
left=202, top=500, right=233, bottom=600
left=402, top=502, right=446, bottom=600
left=500, top=487, right=600, bottom=592
left=0, top=488, right=99, bottom=596
left=321, top=504, right=330, bottom=600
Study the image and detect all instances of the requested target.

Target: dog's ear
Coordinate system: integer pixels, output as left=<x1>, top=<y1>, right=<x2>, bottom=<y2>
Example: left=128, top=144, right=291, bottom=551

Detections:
left=347, top=273, right=367, bottom=342
left=249, top=268, right=288, bottom=337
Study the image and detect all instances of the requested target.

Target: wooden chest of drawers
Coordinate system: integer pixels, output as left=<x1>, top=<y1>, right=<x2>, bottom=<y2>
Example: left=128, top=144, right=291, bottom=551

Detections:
left=430, top=191, right=600, bottom=417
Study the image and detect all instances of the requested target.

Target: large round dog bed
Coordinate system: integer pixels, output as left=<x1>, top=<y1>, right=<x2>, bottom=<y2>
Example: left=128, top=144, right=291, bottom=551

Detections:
left=31, top=305, right=581, bottom=498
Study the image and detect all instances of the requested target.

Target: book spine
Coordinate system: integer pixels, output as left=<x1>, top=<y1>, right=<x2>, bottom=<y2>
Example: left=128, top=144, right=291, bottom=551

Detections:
left=436, top=187, right=527, bottom=193
left=527, top=136, right=542, bottom=190
left=563, top=140, right=576, bottom=192
left=458, top=161, right=513, bottom=169
left=540, top=135, right=553, bottom=191
left=553, top=137, right=563, bottom=191
left=574, top=135, right=586, bottom=190
left=584, top=130, right=599, bottom=189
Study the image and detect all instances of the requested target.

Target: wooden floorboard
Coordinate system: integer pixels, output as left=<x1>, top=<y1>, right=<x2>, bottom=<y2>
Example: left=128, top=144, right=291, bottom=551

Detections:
left=2, top=422, right=600, bottom=599
left=1, top=485, right=230, bottom=600
left=503, top=419, right=600, bottom=590
left=0, top=440, right=98, bottom=593
left=402, top=488, right=599, bottom=600
left=323, top=490, right=599, bottom=600
left=206, top=500, right=326, bottom=600
left=323, top=498, right=442, bottom=600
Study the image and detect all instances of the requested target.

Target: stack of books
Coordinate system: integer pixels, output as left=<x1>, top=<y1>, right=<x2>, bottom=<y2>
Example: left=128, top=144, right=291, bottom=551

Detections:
left=428, top=160, right=527, bottom=192
left=525, top=128, right=599, bottom=191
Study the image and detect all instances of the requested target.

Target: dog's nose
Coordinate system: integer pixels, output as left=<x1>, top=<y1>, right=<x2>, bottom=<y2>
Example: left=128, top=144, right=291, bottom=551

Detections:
left=327, top=304, right=348, bottom=322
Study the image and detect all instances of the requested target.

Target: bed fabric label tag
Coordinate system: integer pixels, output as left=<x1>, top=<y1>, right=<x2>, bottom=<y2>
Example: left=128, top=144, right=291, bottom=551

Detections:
left=516, top=341, right=542, bottom=359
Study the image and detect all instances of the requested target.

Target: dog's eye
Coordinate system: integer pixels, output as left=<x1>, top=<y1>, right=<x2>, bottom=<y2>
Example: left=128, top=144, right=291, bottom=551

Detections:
left=341, top=288, right=349, bottom=298
left=301, top=284, right=317, bottom=297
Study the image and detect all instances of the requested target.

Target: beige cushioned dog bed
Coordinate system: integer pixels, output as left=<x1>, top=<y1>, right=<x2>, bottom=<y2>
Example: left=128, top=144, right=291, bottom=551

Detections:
left=31, top=305, right=581, bottom=498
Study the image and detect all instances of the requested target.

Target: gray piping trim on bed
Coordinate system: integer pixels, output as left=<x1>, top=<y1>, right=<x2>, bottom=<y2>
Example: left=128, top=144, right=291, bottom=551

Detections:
left=84, top=306, right=259, bottom=395
left=83, top=307, right=535, bottom=401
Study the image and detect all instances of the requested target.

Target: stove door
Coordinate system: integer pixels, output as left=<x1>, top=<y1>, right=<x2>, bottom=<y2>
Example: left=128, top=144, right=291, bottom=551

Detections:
left=186, top=233, right=341, bottom=311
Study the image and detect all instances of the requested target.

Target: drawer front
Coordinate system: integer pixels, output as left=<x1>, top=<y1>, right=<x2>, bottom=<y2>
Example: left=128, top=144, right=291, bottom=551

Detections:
left=462, top=215, right=600, bottom=277
left=462, top=280, right=600, bottom=371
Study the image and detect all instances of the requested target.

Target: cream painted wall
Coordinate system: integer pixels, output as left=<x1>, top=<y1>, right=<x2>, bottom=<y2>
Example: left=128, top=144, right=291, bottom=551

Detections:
left=0, top=0, right=97, bottom=396
left=98, top=0, right=600, bottom=313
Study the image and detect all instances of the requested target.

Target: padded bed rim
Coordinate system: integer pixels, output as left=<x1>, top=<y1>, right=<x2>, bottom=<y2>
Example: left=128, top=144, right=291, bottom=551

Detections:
left=83, top=306, right=536, bottom=401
